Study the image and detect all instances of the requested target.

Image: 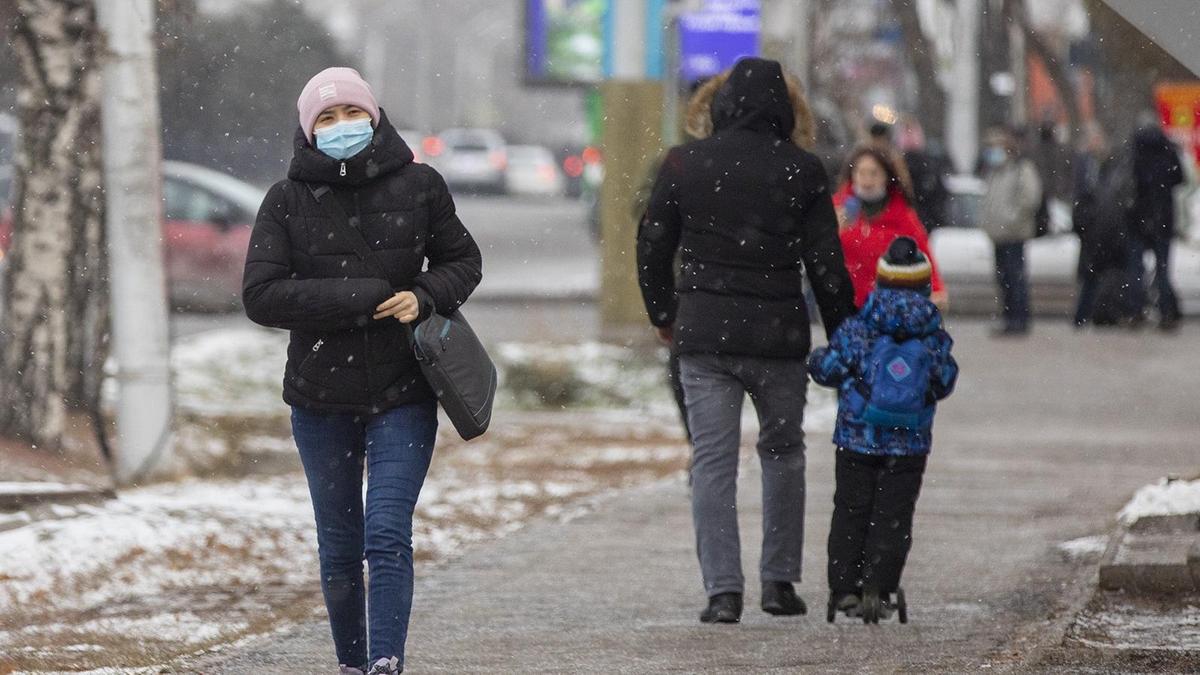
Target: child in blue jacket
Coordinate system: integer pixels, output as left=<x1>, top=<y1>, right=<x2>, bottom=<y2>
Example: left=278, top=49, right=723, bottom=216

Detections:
left=807, top=236, right=958, bottom=623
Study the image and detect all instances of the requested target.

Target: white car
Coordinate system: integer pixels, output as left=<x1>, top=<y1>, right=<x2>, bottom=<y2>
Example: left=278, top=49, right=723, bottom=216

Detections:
left=931, top=174, right=1200, bottom=316
left=436, top=128, right=508, bottom=194
left=504, top=145, right=565, bottom=197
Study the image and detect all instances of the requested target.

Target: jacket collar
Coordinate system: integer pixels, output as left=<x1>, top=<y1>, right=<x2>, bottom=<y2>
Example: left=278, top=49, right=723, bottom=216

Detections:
left=287, top=108, right=415, bottom=186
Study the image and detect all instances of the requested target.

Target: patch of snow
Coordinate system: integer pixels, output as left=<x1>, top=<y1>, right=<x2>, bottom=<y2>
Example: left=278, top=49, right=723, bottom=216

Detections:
left=0, top=481, right=96, bottom=494
left=1057, top=534, right=1109, bottom=561
left=170, top=326, right=289, bottom=416
left=1118, top=478, right=1200, bottom=524
left=1071, top=599, right=1200, bottom=651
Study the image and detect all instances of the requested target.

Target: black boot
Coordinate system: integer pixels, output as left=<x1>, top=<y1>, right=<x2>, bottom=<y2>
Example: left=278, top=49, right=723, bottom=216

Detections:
left=761, top=581, right=807, bottom=616
left=699, top=592, right=742, bottom=624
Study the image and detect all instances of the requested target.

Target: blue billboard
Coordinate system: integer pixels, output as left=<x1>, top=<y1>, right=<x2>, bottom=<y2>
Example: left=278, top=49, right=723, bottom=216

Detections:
left=679, top=0, right=761, bottom=83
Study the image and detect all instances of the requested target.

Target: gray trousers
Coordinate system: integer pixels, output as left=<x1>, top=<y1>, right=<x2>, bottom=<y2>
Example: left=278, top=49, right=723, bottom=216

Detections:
left=679, top=353, right=808, bottom=598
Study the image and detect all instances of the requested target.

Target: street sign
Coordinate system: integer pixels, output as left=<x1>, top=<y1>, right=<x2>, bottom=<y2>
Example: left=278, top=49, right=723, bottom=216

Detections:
left=678, top=0, right=761, bottom=83
left=1156, top=82, right=1200, bottom=165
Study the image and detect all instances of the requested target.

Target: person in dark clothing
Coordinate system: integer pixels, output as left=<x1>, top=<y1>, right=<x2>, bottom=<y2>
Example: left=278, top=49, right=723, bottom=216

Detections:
left=638, top=57, right=857, bottom=625
left=1033, top=121, right=1074, bottom=203
left=242, top=67, right=481, bottom=675
left=1072, top=126, right=1136, bottom=327
left=808, top=237, right=958, bottom=623
left=897, top=118, right=952, bottom=233
left=1128, top=121, right=1186, bottom=330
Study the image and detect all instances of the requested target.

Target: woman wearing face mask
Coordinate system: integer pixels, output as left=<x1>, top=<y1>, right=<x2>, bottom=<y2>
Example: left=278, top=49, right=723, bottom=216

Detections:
left=978, top=127, right=1042, bottom=336
left=834, top=146, right=946, bottom=309
left=242, top=67, right=482, bottom=675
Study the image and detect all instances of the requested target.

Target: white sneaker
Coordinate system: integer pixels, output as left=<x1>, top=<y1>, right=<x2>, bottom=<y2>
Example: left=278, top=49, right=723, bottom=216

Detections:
left=366, top=656, right=401, bottom=675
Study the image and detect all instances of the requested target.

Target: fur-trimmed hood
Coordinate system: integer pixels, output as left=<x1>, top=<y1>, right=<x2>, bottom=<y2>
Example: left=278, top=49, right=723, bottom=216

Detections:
left=684, top=59, right=815, bottom=149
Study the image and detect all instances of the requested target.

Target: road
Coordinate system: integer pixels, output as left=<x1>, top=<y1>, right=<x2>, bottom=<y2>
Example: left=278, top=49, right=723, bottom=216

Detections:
left=455, top=195, right=597, bottom=301
left=185, top=319, right=1199, bottom=673
left=172, top=195, right=599, bottom=341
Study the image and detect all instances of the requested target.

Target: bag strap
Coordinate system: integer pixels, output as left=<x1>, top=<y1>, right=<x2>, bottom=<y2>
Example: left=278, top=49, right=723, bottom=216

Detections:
left=307, top=182, right=433, bottom=345
left=306, top=182, right=390, bottom=279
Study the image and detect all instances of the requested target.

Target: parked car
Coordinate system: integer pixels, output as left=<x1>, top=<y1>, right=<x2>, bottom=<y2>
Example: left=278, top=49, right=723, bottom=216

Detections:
left=505, top=145, right=565, bottom=197
left=162, top=160, right=265, bottom=311
left=0, top=160, right=265, bottom=313
left=930, top=173, right=1200, bottom=316
left=436, top=128, right=508, bottom=194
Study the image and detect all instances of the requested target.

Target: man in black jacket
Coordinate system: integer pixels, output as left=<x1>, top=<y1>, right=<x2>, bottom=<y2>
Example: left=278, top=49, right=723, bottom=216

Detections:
left=638, top=57, right=856, bottom=624
left=1128, top=120, right=1186, bottom=330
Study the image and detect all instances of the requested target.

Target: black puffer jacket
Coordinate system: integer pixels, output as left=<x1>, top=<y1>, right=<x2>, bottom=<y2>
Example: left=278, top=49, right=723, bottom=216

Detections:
left=243, top=110, right=482, bottom=413
left=638, top=58, right=855, bottom=358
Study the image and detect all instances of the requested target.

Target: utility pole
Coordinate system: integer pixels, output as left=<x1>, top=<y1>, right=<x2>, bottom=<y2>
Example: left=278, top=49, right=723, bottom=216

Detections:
left=947, top=0, right=981, bottom=173
left=599, top=0, right=665, bottom=341
left=96, top=0, right=175, bottom=485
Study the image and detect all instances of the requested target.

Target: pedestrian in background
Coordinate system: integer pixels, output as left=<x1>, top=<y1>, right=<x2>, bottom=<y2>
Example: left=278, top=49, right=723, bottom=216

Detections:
left=979, top=127, right=1043, bottom=337
left=1072, top=124, right=1136, bottom=327
left=808, top=236, right=958, bottom=624
left=638, top=57, right=856, bottom=624
left=242, top=67, right=482, bottom=675
left=1128, top=115, right=1186, bottom=331
left=834, top=145, right=947, bottom=310
left=897, top=117, right=952, bottom=233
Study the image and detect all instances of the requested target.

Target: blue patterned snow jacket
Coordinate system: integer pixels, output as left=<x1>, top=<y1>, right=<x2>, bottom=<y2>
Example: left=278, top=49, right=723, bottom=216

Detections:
left=807, top=288, right=958, bottom=456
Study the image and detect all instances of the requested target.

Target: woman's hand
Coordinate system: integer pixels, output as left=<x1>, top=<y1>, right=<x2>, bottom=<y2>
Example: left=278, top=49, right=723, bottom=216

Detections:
left=655, top=325, right=673, bottom=346
left=836, top=206, right=851, bottom=233
left=374, top=291, right=420, bottom=323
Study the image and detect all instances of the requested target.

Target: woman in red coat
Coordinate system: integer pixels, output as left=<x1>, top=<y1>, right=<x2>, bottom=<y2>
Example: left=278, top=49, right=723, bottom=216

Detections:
left=834, top=146, right=947, bottom=309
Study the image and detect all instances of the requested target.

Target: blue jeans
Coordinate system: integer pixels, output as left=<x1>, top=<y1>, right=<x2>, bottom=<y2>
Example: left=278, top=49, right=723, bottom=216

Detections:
left=291, top=402, right=438, bottom=670
left=993, top=241, right=1031, bottom=329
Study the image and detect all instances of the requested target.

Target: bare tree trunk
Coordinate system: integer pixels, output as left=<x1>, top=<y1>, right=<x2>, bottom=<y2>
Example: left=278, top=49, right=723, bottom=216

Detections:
left=1005, top=0, right=1083, bottom=137
left=892, top=0, right=947, bottom=141
left=0, top=0, right=105, bottom=451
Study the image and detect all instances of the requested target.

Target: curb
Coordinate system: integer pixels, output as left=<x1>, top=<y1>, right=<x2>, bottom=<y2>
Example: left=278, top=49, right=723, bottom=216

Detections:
left=0, top=486, right=117, bottom=532
left=1098, top=513, right=1200, bottom=595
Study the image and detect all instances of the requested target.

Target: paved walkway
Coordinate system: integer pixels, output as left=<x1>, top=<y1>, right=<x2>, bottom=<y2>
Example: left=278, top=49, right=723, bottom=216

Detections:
left=189, top=321, right=1199, bottom=673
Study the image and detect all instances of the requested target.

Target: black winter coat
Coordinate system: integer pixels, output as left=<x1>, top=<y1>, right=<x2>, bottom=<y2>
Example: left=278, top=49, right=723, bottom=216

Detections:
left=637, top=58, right=856, bottom=359
left=1131, top=126, right=1184, bottom=241
left=243, top=110, right=482, bottom=413
left=1073, top=151, right=1133, bottom=274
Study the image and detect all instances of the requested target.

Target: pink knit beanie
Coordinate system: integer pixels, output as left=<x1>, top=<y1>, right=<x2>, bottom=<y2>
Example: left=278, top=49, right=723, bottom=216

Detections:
left=297, top=67, right=380, bottom=144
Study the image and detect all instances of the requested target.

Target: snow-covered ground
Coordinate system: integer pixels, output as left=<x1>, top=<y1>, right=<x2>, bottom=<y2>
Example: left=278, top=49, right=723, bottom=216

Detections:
left=1117, top=477, right=1200, bottom=524
left=1068, top=595, right=1200, bottom=653
left=1056, top=534, right=1110, bottom=563
left=0, top=413, right=695, bottom=671
left=2, top=327, right=837, bottom=671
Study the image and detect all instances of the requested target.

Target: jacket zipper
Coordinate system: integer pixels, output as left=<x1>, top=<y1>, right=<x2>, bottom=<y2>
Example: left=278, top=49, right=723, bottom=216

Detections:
left=297, top=338, right=323, bottom=376
left=339, top=161, right=346, bottom=177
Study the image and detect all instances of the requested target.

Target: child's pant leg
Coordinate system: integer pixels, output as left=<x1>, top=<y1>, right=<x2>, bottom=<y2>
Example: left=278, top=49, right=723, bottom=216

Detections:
left=860, top=454, right=928, bottom=593
left=827, top=448, right=879, bottom=595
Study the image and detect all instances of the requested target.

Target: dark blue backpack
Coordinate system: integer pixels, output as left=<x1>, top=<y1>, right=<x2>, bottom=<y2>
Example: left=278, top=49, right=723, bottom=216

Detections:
left=861, top=336, right=934, bottom=430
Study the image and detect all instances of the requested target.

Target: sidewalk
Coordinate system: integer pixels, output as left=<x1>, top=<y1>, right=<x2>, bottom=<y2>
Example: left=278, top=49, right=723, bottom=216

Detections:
left=186, top=321, right=1200, bottom=673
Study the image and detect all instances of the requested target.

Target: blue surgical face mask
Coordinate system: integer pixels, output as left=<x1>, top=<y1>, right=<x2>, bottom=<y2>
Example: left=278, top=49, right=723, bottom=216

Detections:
left=983, top=146, right=1008, bottom=168
left=315, top=118, right=374, bottom=160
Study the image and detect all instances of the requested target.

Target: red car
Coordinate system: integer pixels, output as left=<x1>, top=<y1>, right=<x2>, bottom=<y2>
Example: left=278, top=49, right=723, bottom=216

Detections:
left=0, top=161, right=265, bottom=312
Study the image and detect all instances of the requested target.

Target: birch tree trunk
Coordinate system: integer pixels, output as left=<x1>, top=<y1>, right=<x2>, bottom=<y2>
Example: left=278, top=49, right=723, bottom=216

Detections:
left=0, top=0, right=106, bottom=450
